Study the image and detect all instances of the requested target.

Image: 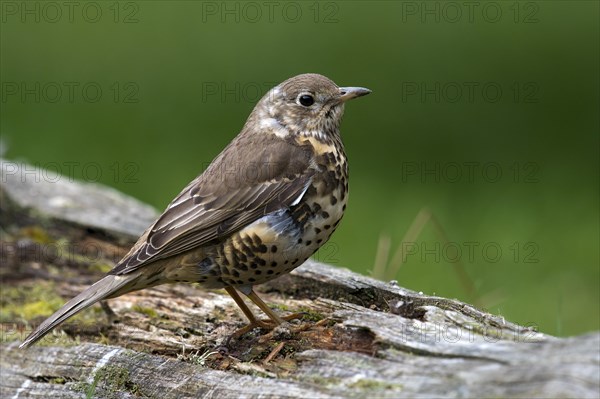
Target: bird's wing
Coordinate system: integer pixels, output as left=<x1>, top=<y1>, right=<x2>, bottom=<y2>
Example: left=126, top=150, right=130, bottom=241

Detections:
left=110, top=135, right=315, bottom=275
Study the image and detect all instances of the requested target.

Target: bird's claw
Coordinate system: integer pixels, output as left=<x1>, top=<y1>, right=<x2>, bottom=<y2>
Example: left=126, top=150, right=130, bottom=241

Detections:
left=225, top=312, right=307, bottom=345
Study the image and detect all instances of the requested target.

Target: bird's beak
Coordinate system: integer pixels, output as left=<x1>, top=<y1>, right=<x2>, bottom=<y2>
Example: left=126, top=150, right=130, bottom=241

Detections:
left=339, top=86, right=372, bottom=102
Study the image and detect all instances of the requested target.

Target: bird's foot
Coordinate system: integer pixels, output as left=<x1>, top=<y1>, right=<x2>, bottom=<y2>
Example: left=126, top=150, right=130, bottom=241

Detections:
left=226, top=312, right=307, bottom=344
left=257, top=319, right=313, bottom=343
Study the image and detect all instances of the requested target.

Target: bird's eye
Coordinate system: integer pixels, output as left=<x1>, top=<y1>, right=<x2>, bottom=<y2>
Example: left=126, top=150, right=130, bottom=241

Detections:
left=298, top=94, right=315, bottom=107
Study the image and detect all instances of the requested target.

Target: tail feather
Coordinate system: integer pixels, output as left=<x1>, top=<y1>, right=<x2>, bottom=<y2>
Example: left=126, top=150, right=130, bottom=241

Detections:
left=19, top=274, right=134, bottom=348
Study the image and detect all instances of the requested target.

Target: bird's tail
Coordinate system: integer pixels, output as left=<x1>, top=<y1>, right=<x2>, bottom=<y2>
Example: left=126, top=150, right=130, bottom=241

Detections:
left=19, top=274, right=137, bottom=348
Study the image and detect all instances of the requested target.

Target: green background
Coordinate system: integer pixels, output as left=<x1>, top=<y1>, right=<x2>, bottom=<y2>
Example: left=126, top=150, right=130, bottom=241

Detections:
left=1, top=1, right=598, bottom=336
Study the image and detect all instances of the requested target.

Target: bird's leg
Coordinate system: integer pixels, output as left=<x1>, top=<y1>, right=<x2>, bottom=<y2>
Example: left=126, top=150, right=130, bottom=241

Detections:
left=245, top=289, right=286, bottom=325
left=224, top=286, right=272, bottom=329
left=224, top=287, right=305, bottom=341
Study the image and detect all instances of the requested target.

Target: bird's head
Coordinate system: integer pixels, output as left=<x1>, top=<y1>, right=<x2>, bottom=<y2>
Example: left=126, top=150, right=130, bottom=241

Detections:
left=250, top=73, right=371, bottom=141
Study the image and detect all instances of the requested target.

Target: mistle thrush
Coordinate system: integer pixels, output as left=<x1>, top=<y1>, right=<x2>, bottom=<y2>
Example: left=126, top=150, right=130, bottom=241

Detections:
left=20, top=73, right=371, bottom=348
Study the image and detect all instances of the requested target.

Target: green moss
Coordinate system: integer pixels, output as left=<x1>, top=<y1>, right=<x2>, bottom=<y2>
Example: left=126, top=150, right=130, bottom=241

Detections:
left=131, top=305, right=158, bottom=319
left=21, top=300, right=61, bottom=320
left=270, top=304, right=325, bottom=322
left=97, top=365, right=129, bottom=391
left=0, top=282, right=65, bottom=323
left=297, top=307, right=325, bottom=322
left=0, top=281, right=100, bottom=324
left=0, top=281, right=104, bottom=345
left=76, top=365, right=142, bottom=398
left=350, top=379, right=403, bottom=390
left=19, top=226, right=53, bottom=244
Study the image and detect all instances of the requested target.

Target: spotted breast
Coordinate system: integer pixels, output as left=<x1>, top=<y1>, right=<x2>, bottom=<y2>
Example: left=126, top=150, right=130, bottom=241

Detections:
left=196, top=132, right=348, bottom=289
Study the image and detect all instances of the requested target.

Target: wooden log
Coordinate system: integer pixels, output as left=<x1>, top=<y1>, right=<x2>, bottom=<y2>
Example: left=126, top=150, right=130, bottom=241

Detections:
left=1, top=158, right=598, bottom=398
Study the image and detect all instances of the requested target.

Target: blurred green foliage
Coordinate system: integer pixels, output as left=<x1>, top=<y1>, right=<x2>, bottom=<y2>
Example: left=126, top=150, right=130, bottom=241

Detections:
left=1, top=1, right=598, bottom=336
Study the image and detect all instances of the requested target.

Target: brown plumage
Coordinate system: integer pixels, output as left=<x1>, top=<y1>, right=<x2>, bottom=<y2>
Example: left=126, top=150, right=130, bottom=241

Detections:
left=20, top=73, right=370, bottom=348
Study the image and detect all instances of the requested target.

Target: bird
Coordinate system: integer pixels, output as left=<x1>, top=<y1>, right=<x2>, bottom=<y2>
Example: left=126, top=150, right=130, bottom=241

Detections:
left=20, top=73, right=371, bottom=348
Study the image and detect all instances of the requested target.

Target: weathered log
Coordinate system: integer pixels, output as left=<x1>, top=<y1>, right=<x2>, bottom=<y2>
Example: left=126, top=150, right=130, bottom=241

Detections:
left=1, top=159, right=598, bottom=399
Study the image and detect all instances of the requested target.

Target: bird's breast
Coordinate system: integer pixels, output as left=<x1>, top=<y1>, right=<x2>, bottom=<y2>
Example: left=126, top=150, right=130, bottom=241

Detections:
left=205, top=136, right=348, bottom=288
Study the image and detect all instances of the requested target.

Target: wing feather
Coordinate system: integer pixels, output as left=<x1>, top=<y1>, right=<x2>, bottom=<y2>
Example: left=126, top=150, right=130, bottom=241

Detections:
left=111, top=135, right=314, bottom=275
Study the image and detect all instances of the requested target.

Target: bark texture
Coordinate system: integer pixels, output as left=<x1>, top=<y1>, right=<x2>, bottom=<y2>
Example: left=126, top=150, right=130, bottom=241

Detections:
left=1, top=159, right=598, bottom=399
